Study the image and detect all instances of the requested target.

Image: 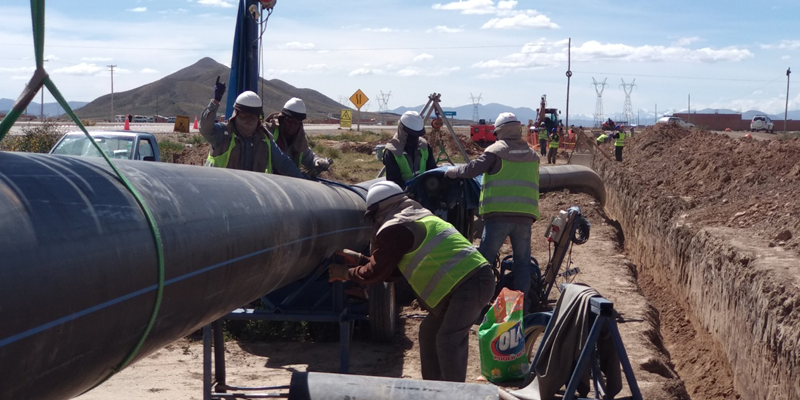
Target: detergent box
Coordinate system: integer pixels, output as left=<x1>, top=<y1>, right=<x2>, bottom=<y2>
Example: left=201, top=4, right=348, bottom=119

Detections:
left=478, top=287, right=528, bottom=382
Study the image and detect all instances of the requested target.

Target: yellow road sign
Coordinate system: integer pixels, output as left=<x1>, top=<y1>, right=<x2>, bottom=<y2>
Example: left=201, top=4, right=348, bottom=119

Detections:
left=349, top=89, right=369, bottom=110
left=174, top=115, right=190, bottom=133
left=340, top=109, right=352, bottom=128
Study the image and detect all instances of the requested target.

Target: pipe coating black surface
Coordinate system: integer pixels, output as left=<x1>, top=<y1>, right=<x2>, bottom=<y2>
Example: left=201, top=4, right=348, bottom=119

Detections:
left=0, top=152, right=371, bottom=400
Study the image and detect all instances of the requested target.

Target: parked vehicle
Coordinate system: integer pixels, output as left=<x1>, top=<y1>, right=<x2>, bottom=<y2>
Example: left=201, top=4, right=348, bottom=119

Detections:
left=50, top=130, right=160, bottom=161
left=657, top=116, right=695, bottom=129
left=470, top=119, right=495, bottom=147
left=750, top=115, right=774, bottom=133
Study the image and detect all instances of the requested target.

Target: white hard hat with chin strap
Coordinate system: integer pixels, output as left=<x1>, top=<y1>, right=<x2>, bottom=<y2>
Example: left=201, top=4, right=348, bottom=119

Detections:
left=234, top=91, right=264, bottom=116
left=282, top=97, right=307, bottom=120
left=400, top=111, right=425, bottom=136
left=366, top=181, right=404, bottom=209
left=494, top=112, right=520, bottom=129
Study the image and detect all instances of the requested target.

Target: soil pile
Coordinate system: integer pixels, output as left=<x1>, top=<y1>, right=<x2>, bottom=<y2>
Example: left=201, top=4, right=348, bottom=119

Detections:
left=426, top=128, right=484, bottom=159
left=173, top=142, right=210, bottom=165
left=625, top=124, right=800, bottom=252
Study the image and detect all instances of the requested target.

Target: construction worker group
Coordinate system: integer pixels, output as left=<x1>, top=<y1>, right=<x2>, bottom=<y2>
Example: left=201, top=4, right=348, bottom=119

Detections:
left=198, top=83, right=541, bottom=383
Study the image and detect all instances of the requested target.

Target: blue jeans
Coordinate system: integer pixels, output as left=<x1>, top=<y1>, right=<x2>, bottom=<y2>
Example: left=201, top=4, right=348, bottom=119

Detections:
left=478, top=220, right=533, bottom=310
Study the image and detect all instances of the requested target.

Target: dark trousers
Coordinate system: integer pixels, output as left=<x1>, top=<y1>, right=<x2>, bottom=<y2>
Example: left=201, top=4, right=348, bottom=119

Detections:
left=615, top=145, right=623, bottom=161
left=547, top=147, right=558, bottom=164
left=419, top=265, right=495, bottom=382
left=539, top=139, right=547, bottom=156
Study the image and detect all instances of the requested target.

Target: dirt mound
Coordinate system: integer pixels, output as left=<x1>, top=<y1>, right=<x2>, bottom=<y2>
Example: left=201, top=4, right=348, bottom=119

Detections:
left=173, top=142, right=210, bottom=165
left=426, top=128, right=484, bottom=160
left=625, top=124, right=800, bottom=251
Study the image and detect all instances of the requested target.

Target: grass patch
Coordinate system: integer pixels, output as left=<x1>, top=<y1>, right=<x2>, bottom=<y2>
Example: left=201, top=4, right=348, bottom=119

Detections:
left=323, top=150, right=384, bottom=184
left=159, top=139, right=186, bottom=163
left=317, top=130, right=392, bottom=143
left=777, top=132, right=800, bottom=141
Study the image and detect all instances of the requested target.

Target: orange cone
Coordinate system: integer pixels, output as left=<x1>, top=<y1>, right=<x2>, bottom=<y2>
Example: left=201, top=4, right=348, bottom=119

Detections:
left=123, top=115, right=130, bottom=131
left=193, top=116, right=199, bottom=130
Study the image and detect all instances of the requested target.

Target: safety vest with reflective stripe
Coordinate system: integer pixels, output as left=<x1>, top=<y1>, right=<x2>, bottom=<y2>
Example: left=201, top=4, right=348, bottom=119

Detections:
left=397, top=216, right=487, bottom=308
left=597, top=134, right=608, bottom=144
left=273, top=128, right=303, bottom=167
left=615, top=132, right=626, bottom=147
left=393, top=147, right=430, bottom=181
left=549, top=133, right=560, bottom=148
left=207, top=134, right=273, bottom=173
left=538, top=130, right=548, bottom=140
left=479, top=159, right=540, bottom=219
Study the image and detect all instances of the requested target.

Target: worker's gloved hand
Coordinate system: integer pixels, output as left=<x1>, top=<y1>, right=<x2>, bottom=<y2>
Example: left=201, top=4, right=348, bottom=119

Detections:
left=328, top=264, right=350, bottom=282
left=333, top=249, right=363, bottom=266
left=213, top=76, right=226, bottom=102
left=315, top=158, right=332, bottom=171
left=443, top=168, right=457, bottom=179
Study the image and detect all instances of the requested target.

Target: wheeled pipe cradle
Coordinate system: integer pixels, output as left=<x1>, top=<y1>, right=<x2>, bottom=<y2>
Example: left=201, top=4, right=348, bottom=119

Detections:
left=0, top=151, right=604, bottom=400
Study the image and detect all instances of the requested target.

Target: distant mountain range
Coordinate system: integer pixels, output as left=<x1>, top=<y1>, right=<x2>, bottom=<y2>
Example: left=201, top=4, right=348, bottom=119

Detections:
left=0, top=99, right=89, bottom=118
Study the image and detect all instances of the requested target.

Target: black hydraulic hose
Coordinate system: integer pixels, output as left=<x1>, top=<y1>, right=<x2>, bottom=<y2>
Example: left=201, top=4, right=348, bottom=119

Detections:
left=0, top=153, right=372, bottom=400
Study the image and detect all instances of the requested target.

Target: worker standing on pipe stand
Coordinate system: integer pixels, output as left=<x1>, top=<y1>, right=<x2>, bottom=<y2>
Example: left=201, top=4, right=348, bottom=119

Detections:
left=199, top=77, right=306, bottom=178
left=382, top=111, right=437, bottom=189
left=264, top=98, right=333, bottom=175
left=442, top=112, right=539, bottom=312
left=329, top=181, right=495, bottom=382
left=547, top=127, right=560, bottom=164
left=610, top=124, right=626, bottom=162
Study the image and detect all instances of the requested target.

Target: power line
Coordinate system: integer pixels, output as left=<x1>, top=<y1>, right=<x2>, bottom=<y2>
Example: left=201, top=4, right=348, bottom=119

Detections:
left=574, top=70, right=775, bottom=83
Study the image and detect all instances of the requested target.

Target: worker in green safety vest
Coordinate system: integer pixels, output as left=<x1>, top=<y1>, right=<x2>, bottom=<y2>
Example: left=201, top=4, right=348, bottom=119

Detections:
left=537, top=122, right=548, bottom=157
left=443, top=112, right=540, bottom=312
left=330, top=181, right=494, bottom=382
left=383, top=111, right=437, bottom=189
left=610, top=124, right=626, bottom=162
left=264, top=97, right=332, bottom=175
left=596, top=132, right=609, bottom=145
left=199, top=77, right=304, bottom=178
left=547, top=127, right=560, bottom=164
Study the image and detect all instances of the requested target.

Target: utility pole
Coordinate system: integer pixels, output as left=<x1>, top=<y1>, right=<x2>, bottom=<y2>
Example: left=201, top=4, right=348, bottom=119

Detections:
left=108, top=64, right=117, bottom=122
left=688, top=94, right=691, bottom=124
left=785, top=68, right=792, bottom=133
left=565, top=38, right=572, bottom=131
left=40, top=59, right=49, bottom=121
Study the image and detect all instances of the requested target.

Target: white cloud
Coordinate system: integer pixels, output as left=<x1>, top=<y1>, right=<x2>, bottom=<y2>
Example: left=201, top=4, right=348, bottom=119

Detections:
left=413, top=53, right=434, bottom=62
left=571, top=41, right=753, bottom=63
left=141, top=68, right=159, bottom=74
left=432, top=0, right=496, bottom=15
left=429, top=25, right=464, bottom=33
left=306, top=64, right=327, bottom=70
left=44, top=54, right=60, bottom=61
left=197, top=0, right=234, bottom=8
left=760, top=40, right=800, bottom=50
left=284, top=42, right=315, bottom=49
left=362, top=27, right=397, bottom=33
left=11, top=75, right=30, bottom=81
left=349, top=68, right=374, bottom=76
left=782, top=55, right=791, bottom=60
left=397, top=68, right=420, bottom=77
left=0, top=66, right=36, bottom=74
left=672, top=36, right=701, bottom=47
left=51, top=63, right=106, bottom=76
left=497, top=0, right=517, bottom=9
left=317, top=50, right=330, bottom=54
left=160, top=8, right=188, bottom=14
left=476, top=73, right=502, bottom=79
left=482, top=13, right=559, bottom=29
left=126, top=7, right=147, bottom=12
left=81, top=57, right=113, bottom=62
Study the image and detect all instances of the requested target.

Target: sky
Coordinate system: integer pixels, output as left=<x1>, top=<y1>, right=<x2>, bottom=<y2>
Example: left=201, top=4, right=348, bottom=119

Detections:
left=1, top=0, right=799, bottom=120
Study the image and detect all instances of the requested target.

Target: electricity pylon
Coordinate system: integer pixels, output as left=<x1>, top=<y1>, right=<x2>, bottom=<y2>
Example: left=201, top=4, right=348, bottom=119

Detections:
left=592, top=77, right=607, bottom=128
left=470, top=92, right=482, bottom=122
left=377, top=91, right=392, bottom=113
left=620, top=79, right=637, bottom=125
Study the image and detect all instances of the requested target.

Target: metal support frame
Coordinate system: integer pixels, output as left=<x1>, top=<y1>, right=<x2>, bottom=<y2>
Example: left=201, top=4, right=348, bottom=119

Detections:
left=419, top=93, right=471, bottom=163
left=202, top=262, right=366, bottom=400
left=530, top=289, right=642, bottom=400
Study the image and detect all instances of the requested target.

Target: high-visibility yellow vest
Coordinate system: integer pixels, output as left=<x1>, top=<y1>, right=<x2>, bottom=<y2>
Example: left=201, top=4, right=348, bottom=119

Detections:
left=597, top=134, right=608, bottom=144
left=549, top=133, right=560, bottom=148
left=207, top=134, right=272, bottom=173
left=538, top=130, right=548, bottom=140
left=615, top=132, right=626, bottom=147
left=393, top=147, right=430, bottom=181
left=479, top=159, right=540, bottom=219
left=397, top=216, right=487, bottom=308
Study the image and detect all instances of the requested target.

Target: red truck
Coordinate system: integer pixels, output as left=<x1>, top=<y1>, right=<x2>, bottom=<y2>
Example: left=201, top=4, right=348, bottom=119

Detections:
left=470, top=118, right=495, bottom=147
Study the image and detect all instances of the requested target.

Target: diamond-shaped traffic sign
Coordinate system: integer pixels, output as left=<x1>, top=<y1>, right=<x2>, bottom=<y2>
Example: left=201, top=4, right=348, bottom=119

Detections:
left=349, top=89, right=369, bottom=110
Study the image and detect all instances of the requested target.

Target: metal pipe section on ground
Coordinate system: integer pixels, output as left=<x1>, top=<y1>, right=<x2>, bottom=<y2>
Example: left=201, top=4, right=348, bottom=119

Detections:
left=539, top=165, right=606, bottom=206
left=0, top=152, right=371, bottom=400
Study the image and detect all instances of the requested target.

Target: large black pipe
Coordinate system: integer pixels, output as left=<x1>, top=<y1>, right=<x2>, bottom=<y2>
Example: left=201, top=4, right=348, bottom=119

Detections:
left=539, top=165, right=606, bottom=206
left=0, top=152, right=371, bottom=400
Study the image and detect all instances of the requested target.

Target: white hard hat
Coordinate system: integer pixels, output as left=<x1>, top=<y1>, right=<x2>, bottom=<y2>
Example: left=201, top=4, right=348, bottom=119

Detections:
left=234, top=91, right=263, bottom=115
left=282, top=97, right=307, bottom=120
left=400, top=111, right=424, bottom=134
left=366, top=181, right=404, bottom=208
left=494, top=112, right=520, bottom=129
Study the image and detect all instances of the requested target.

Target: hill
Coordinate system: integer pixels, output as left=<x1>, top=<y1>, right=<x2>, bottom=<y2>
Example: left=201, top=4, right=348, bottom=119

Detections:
left=74, top=58, right=346, bottom=121
left=0, top=99, right=88, bottom=118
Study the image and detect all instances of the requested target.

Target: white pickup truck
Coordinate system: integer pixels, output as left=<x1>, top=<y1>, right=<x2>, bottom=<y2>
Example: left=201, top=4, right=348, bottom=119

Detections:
left=50, top=130, right=160, bottom=161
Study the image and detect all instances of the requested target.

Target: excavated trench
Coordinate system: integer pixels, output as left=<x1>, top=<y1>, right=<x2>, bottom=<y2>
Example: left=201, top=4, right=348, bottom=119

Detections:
left=589, top=130, right=800, bottom=400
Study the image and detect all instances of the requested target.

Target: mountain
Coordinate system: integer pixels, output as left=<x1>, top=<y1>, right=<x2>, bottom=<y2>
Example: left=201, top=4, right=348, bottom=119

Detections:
left=0, top=99, right=88, bottom=118
left=74, top=58, right=346, bottom=120
left=390, top=103, right=540, bottom=124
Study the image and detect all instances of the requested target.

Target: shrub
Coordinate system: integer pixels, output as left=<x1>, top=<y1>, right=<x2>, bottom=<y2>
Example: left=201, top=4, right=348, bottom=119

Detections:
left=0, top=120, right=64, bottom=153
left=159, top=139, right=186, bottom=163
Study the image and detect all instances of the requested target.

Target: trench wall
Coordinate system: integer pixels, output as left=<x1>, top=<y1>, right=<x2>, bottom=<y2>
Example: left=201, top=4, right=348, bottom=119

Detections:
left=595, top=161, right=800, bottom=400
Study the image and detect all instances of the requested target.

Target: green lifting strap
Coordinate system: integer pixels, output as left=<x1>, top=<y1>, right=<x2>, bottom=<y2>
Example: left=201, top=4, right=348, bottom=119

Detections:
left=0, top=0, right=166, bottom=390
